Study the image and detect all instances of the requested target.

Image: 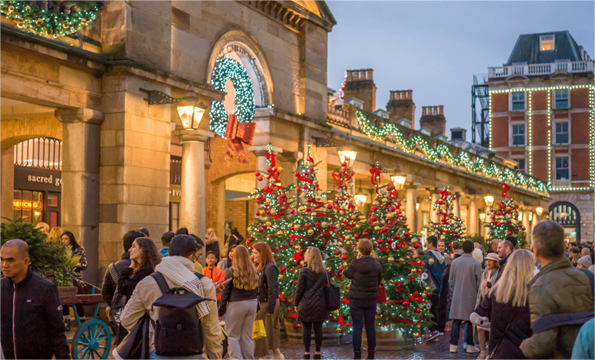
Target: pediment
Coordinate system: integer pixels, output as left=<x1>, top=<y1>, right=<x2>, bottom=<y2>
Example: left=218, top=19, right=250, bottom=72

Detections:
left=506, top=74, right=529, bottom=82
left=549, top=71, right=572, bottom=80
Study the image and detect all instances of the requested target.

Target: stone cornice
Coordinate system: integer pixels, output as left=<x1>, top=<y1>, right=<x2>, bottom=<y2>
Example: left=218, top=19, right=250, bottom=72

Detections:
left=240, top=1, right=335, bottom=33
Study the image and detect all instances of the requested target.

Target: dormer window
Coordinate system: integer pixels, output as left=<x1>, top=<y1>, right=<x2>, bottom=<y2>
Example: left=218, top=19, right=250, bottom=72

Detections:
left=451, top=130, right=463, bottom=140
left=540, top=35, right=555, bottom=51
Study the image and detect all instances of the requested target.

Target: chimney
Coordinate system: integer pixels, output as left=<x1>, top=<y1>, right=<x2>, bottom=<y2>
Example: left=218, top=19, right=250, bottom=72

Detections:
left=419, top=105, right=446, bottom=137
left=387, top=89, right=416, bottom=129
left=343, top=68, right=377, bottom=112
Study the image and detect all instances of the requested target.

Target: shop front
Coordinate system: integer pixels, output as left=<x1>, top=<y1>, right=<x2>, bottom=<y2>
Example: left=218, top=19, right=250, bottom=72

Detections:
left=13, top=165, right=62, bottom=228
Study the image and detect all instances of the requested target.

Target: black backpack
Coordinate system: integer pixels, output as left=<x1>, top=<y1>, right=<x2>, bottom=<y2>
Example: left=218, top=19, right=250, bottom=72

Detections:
left=151, top=272, right=213, bottom=357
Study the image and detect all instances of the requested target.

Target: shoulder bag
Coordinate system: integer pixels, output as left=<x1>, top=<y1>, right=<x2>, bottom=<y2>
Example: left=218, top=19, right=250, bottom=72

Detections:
left=486, top=309, right=518, bottom=359
left=325, top=272, right=341, bottom=311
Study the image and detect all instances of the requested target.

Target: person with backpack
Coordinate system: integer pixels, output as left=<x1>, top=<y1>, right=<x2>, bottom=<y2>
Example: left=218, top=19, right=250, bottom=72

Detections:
left=294, top=247, right=331, bottom=360
left=218, top=245, right=260, bottom=360
left=119, top=235, right=222, bottom=359
left=343, top=239, right=383, bottom=360
left=520, top=221, right=594, bottom=359
left=252, top=243, right=284, bottom=360
left=471, top=250, right=533, bottom=359
left=113, top=237, right=161, bottom=344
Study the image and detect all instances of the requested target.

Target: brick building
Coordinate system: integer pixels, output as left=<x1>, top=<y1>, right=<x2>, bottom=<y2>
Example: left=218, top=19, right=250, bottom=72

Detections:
left=487, top=31, right=594, bottom=243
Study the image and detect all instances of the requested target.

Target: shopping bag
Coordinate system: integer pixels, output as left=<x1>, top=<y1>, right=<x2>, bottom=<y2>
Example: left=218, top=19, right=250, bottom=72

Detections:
left=252, top=319, right=267, bottom=340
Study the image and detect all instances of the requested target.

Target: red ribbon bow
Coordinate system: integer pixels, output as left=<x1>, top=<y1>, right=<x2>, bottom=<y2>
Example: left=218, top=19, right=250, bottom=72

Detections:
left=224, top=114, right=255, bottom=163
left=500, top=183, right=511, bottom=198
left=370, top=167, right=381, bottom=186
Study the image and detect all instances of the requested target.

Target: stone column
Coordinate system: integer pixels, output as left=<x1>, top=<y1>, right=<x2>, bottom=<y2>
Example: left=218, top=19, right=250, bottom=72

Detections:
left=429, top=190, right=440, bottom=224
left=405, top=184, right=420, bottom=233
left=1, top=148, right=15, bottom=223
left=468, top=197, right=479, bottom=235
left=176, top=129, right=214, bottom=241
left=453, top=193, right=461, bottom=218
left=523, top=210, right=530, bottom=246
left=55, top=108, right=104, bottom=284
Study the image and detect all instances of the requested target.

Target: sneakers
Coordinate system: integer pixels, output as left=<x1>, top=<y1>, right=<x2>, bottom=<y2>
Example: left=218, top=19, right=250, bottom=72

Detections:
left=476, top=352, right=487, bottom=360
left=450, top=345, right=457, bottom=353
left=466, top=346, right=480, bottom=354
left=272, top=355, right=285, bottom=360
left=424, top=331, right=440, bottom=342
left=438, top=331, right=445, bottom=336
left=463, top=342, right=467, bottom=350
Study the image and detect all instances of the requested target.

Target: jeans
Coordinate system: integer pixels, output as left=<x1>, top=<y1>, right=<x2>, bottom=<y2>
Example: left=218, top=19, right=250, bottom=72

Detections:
left=449, top=319, right=474, bottom=346
left=428, top=294, right=440, bottom=332
left=350, top=298, right=377, bottom=352
left=302, top=321, right=324, bottom=353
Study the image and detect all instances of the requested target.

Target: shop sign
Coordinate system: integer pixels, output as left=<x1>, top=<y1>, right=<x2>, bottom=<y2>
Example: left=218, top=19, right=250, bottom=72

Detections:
left=14, top=166, right=62, bottom=191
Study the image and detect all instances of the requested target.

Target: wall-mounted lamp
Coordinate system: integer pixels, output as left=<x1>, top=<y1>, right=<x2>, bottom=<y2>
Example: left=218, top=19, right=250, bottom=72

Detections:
left=337, top=143, right=357, bottom=168
left=484, top=195, right=494, bottom=208
left=416, top=202, right=420, bottom=211
left=535, top=207, right=543, bottom=216
left=140, top=83, right=207, bottom=130
left=479, top=213, right=486, bottom=222
left=529, top=212, right=533, bottom=221
left=390, top=162, right=406, bottom=190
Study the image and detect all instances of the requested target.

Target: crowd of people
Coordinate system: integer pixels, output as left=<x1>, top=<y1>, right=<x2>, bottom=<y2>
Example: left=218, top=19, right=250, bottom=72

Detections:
left=421, top=221, right=594, bottom=360
left=1, top=220, right=594, bottom=360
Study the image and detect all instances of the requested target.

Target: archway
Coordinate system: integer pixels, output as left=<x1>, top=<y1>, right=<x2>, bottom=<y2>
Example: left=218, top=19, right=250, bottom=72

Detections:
left=549, top=201, right=581, bottom=243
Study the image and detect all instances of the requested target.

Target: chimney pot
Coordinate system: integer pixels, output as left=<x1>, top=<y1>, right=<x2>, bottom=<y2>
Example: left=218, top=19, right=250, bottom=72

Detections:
left=422, top=106, right=427, bottom=115
left=390, top=91, right=395, bottom=101
left=367, top=69, right=373, bottom=80
left=347, top=71, right=352, bottom=81
left=407, top=90, right=412, bottom=100
left=439, top=105, right=444, bottom=115
left=433, top=106, right=438, bottom=115
left=360, top=70, right=366, bottom=80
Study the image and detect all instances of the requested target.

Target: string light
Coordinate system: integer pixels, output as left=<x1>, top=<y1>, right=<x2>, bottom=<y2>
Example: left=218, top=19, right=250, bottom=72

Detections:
left=209, top=56, right=255, bottom=137
left=590, top=87, right=595, bottom=188
left=0, top=1, right=101, bottom=38
left=527, top=91, right=532, bottom=176
left=355, top=110, right=549, bottom=194
left=547, top=91, right=552, bottom=183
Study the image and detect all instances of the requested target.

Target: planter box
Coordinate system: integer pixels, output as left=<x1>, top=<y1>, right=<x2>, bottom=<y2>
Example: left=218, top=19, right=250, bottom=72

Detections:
left=362, top=329, right=414, bottom=351
left=57, top=286, right=78, bottom=297
left=283, top=319, right=341, bottom=345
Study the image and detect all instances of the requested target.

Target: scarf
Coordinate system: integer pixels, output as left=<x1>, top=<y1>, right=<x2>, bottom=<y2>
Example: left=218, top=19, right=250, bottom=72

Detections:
left=154, top=256, right=210, bottom=319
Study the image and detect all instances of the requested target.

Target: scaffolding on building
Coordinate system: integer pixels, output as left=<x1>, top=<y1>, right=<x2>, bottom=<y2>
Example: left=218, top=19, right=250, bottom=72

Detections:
left=471, top=74, right=490, bottom=147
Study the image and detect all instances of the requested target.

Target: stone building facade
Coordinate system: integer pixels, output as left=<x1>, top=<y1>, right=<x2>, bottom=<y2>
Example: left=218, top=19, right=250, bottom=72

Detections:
left=487, top=31, right=595, bottom=243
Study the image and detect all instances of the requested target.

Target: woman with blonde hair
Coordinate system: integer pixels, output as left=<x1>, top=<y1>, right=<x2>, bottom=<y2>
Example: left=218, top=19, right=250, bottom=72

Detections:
left=47, top=226, right=62, bottom=242
left=205, top=228, right=221, bottom=261
left=294, top=247, right=329, bottom=359
left=471, top=250, right=534, bottom=359
left=473, top=253, right=500, bottom=359
left=219, top=245, right=259, bottom=359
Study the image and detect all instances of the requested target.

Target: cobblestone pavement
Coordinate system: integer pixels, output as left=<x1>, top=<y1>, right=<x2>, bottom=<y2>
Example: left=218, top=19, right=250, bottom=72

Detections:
left=277, top=334, right=479, bottom=360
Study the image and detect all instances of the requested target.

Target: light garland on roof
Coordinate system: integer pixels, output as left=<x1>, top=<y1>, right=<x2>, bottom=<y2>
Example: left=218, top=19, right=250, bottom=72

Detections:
left=527, top=91, right=533, bottom=175
left=354, top=110, right=550, bottom=194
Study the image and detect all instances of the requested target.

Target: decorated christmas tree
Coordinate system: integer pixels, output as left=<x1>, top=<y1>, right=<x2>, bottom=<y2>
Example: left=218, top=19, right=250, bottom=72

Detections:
left=245, top=145, right=296, bottom=318
left=429, top=188, right=466, bottom=254
left=485, top=183, right=527, bottom=247
left=326, top=164, right=433, bottom=340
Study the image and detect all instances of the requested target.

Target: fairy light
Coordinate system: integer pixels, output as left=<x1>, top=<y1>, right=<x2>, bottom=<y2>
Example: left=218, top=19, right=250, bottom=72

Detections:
left=489, top=92, right=493, bottom=150
left=547, top=91, right=552, bottom=183
left=527, top=91, right=532, bottom=176
left=590, top=86, right=595, bottom=188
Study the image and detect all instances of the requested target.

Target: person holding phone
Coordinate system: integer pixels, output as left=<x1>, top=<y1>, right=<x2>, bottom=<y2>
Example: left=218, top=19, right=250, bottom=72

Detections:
left=343, top=239, right=383, bottom=360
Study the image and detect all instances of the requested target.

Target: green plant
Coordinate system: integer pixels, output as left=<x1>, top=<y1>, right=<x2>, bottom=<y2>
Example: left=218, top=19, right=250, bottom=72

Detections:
left=1, top=217, right=80, bottom=286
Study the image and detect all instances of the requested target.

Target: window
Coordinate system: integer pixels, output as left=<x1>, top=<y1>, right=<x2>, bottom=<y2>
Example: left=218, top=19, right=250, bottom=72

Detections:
left=540, top=35, right=555, bottom=51
left=512, top=124, right=525, bottom=146
left=555, top=89, right=569, bottom=109
left=514, top=158, right=526, bottom=172
left=555, top=122, right=569, bottom=144
left=451, top=130, right=463, bottom=140
left=555, top=156, right=569, bottom=180
left=511, top=92, right=525, bottom=111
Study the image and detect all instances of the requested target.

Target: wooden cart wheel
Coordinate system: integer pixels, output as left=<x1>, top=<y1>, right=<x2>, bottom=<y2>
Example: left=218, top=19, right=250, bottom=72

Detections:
left=71, top=319, right=112, bottom=359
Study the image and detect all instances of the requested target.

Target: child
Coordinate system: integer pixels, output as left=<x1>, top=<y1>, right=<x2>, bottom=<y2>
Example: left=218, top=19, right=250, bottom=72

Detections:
left=204, top=251, right=225, bottom=300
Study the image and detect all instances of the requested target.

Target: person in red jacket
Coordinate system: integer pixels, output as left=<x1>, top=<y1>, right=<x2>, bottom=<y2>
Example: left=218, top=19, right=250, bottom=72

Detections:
left=204, top=251, right=225, bottom=300
left=1, top=239, right=70, bottom=359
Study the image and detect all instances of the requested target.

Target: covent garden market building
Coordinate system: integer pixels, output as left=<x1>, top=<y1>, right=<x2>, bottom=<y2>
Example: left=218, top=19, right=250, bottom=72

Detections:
left=0, top=1, right=550, bottom=283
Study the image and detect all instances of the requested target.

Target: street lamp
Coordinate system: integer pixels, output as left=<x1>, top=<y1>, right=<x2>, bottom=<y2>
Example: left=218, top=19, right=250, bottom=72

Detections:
left=390, top=161, right=406, bottom=190
left=484, top=195, right=494, bottom=208
left=140, top=83, right=207, bottom=130
left=337, top=143, right=357, bottom=168
left=354, top=194, right=367, bottom=207
left=416, top=202, right=420, bottom=211
left=535, top=207, right=543, bottom=216
left=479, top=213, right=486, bottom=222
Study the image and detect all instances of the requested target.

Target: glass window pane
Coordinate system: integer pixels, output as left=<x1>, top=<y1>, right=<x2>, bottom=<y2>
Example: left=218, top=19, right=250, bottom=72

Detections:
left=556, top=133, right=569, bottom=144
left=48, top=194, right=58, bottom=207
left=49, top=212, right=58, bottom=228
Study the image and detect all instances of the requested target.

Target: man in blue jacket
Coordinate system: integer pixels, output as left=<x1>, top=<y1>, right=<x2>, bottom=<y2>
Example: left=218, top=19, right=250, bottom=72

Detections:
left=1, top=239, right=70, bottom=359
left=423, top=235, right=446, bottom=342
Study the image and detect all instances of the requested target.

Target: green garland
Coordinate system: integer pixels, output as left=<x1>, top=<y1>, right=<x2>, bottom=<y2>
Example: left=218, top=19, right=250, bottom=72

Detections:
left=355, top=110, right=550, bottom=194
left=1, top=1, right=101, bottom=38
left=209, top=56, right=255, bottom=137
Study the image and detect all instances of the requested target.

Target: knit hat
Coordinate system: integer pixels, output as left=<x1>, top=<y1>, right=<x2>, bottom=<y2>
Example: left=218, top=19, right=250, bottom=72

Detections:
left=485, top=253, right=501, bottom=262
left=577, top=255, right=593, bottom=268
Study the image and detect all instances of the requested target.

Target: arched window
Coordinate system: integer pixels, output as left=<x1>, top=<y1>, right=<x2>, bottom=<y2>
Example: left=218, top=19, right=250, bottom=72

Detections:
left=13, top=138, right=62, bottom=170
left=548, top=201, right=581, bottom=243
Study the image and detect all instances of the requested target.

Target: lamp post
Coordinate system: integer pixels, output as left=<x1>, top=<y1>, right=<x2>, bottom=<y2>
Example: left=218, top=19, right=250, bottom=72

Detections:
left=484, top=195, right=494, bottom=208
left=337, top=143, right=357, bottom=168
left=390, top=161, right=406, bottom=190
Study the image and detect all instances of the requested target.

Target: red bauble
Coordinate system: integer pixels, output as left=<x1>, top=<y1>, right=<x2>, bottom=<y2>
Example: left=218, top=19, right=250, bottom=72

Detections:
left=327, top=204, right=333, bottom=209
left=280, top=266, right=286, bottom=273
left=415, top=308, right=421, bottom=314
left=306, top=206, right=312, bottom=211
left=403, top=231, right=410, bottom=237
left=266, top=235, right=271, bottom=239
left=507, top=232, right=512, bottom=235
left=370, top=215, right=377, bottom=221
left=304, top=223, right=311, bottom=228
left=258, top=176, right=263, bottom=181
left=334, top=250, right=340, bottom=255
left=294, top=324, right=300, bottom=329
left=267, top=166, right=272, bottom=172
left=394, top=234, right=400, bottom=239
left=341, top=254, right=348, bottom=260
left=413, top=243, right=420, bottom=249
left=363, top=231, right=369, bottom=236
left=354, top=234, right=360, bottom=239
left=389, top=206, right=396, bottom=211
left=315, top=222, right=320, bottom=226
left=294, top=172, right=300, bottom=176
left=403, top=301, right=409, bottom=307
left=514, top=227, right=519, bottom=231
left=290, top=209, right=296, bottom=215
left=255, top=171, right=261, bottom=176
left=281, top=298, right=288, bottom=303
left=331, top=225, right=337, bottom=230
left=377, top=239, right=383, bottom=244
left=382, top=226, right=389, bottom=232
left=258, top=226, right=265, bottom=232
left=339, top=265, right=344, bottom=271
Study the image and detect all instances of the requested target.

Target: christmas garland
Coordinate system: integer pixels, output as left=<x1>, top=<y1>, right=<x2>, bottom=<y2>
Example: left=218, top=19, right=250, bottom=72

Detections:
left=1, top=1, right=101, bottom=38
left=355, top=110, right=550, bottom=194
left=209, top=56, right=255, bottom=137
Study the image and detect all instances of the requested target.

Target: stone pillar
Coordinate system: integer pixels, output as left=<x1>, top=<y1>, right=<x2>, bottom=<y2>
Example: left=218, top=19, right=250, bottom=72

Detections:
left=430, top=190, right=440, bottom=224
left=1, top=148, right=15, bottom=223
left=176, top=130, right=214, bottom=241
left=405, top=184, right=420, bottom=233
left=55, top=108, right=104, bottom=284
left=468, top=197, right=479, bottom=235
left=453, top=193, right=461, bottom=218
left=522, top=210, right=530, bottom=247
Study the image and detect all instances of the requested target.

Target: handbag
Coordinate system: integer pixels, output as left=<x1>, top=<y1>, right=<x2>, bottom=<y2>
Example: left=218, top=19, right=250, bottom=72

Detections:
left=252, top=319, right=267, bottom=340
left=377, top=283, right=387, bottom=303
left=325, top=272, right=341, bottom=311
left=112, top=311, right=150, bottom=359
left=486, top=309, right=518, bottom=359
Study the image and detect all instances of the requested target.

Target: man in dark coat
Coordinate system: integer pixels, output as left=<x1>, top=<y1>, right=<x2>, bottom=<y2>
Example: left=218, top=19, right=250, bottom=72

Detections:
left=423, top=236, right=446, bottom=342
left=1, top=240, right=70, bottom=359
left=449, top=240, right=482, bottom=354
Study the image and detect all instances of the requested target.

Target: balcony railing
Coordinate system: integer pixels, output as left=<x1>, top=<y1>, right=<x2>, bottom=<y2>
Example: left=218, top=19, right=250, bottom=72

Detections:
left=488, top=61, right=594, bottom=78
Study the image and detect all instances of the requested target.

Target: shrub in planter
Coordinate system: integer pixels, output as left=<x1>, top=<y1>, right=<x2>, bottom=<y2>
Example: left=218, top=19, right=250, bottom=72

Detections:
left=1, top=217, right=80, bottom=286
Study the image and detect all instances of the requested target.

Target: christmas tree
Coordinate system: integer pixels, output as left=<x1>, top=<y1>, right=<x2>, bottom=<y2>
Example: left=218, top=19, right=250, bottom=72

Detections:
left=429, top=189, right=466, bottom=254
left=485, top=183, right=527, bottom=246
left=245, top=145, right=296, bottom=319
left=326, top=164, right=433, bottom=340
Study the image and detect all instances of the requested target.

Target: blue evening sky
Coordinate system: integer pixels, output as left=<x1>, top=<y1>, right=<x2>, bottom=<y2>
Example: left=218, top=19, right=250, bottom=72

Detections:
left=326, top=1, right=594, bottom=138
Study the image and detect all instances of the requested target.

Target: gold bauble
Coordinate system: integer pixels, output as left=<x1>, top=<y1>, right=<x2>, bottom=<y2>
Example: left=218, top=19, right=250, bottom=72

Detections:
left=62, top=21, right=70, bottom=29
left=411, top=238, right=418, bottom=243
left=7, top=5, right=14, bottom=13
left=294, top=224, right=301, bottom=230
left=332, top=310, right=340, bottom=316
left=355, top=224, right=361, bottom=229
left=342, top=262, right=348, bottom=267
left=345, top=235, right=351, bottom=240
left=307, top=229, right=314, bottom=235
left=279, top=274, right=285, bottom=280
left=416, top=321, right=422, bottom=328
left=300, top=260, right=305, bottom=265
left=36, top=18, right=44, bottom=26
left=374, top=226, right=381, bottom=231
left=388, top=256, right=394, bottom=262
left=278, top=166, right=283, bottom=172
left=414, top=333, right=420, bottom=338
left=266, top=221, right=272, bottom=227
left=428, top=258, right=435, bottom=265
left=425, top=286, right=431, bottom=291
left=277, top=231, right=283, bottom=236
left=24, top=5, right=31, bottom=11
left=410, top=268, right=417, bottom=274
left=387, top=214, right=394, bottom=219
left=422, top=293, right=427, bottom=299
left=321, top=222, right=328, bottom=228
left=270, top=209, right=277, bottom=215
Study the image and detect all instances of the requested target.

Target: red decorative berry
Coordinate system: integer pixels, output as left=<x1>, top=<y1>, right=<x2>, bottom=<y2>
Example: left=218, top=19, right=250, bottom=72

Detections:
left=377, top=239, right=383, bottom=244
left=403, top=301, right=409, bottom=307
left=404, top=231, right=410, bottom=237
left=258, top=176, right=263, bottom=181
left=258, top=227, right=265, bottom=232
left=327, top=204, right=333, bottom=209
